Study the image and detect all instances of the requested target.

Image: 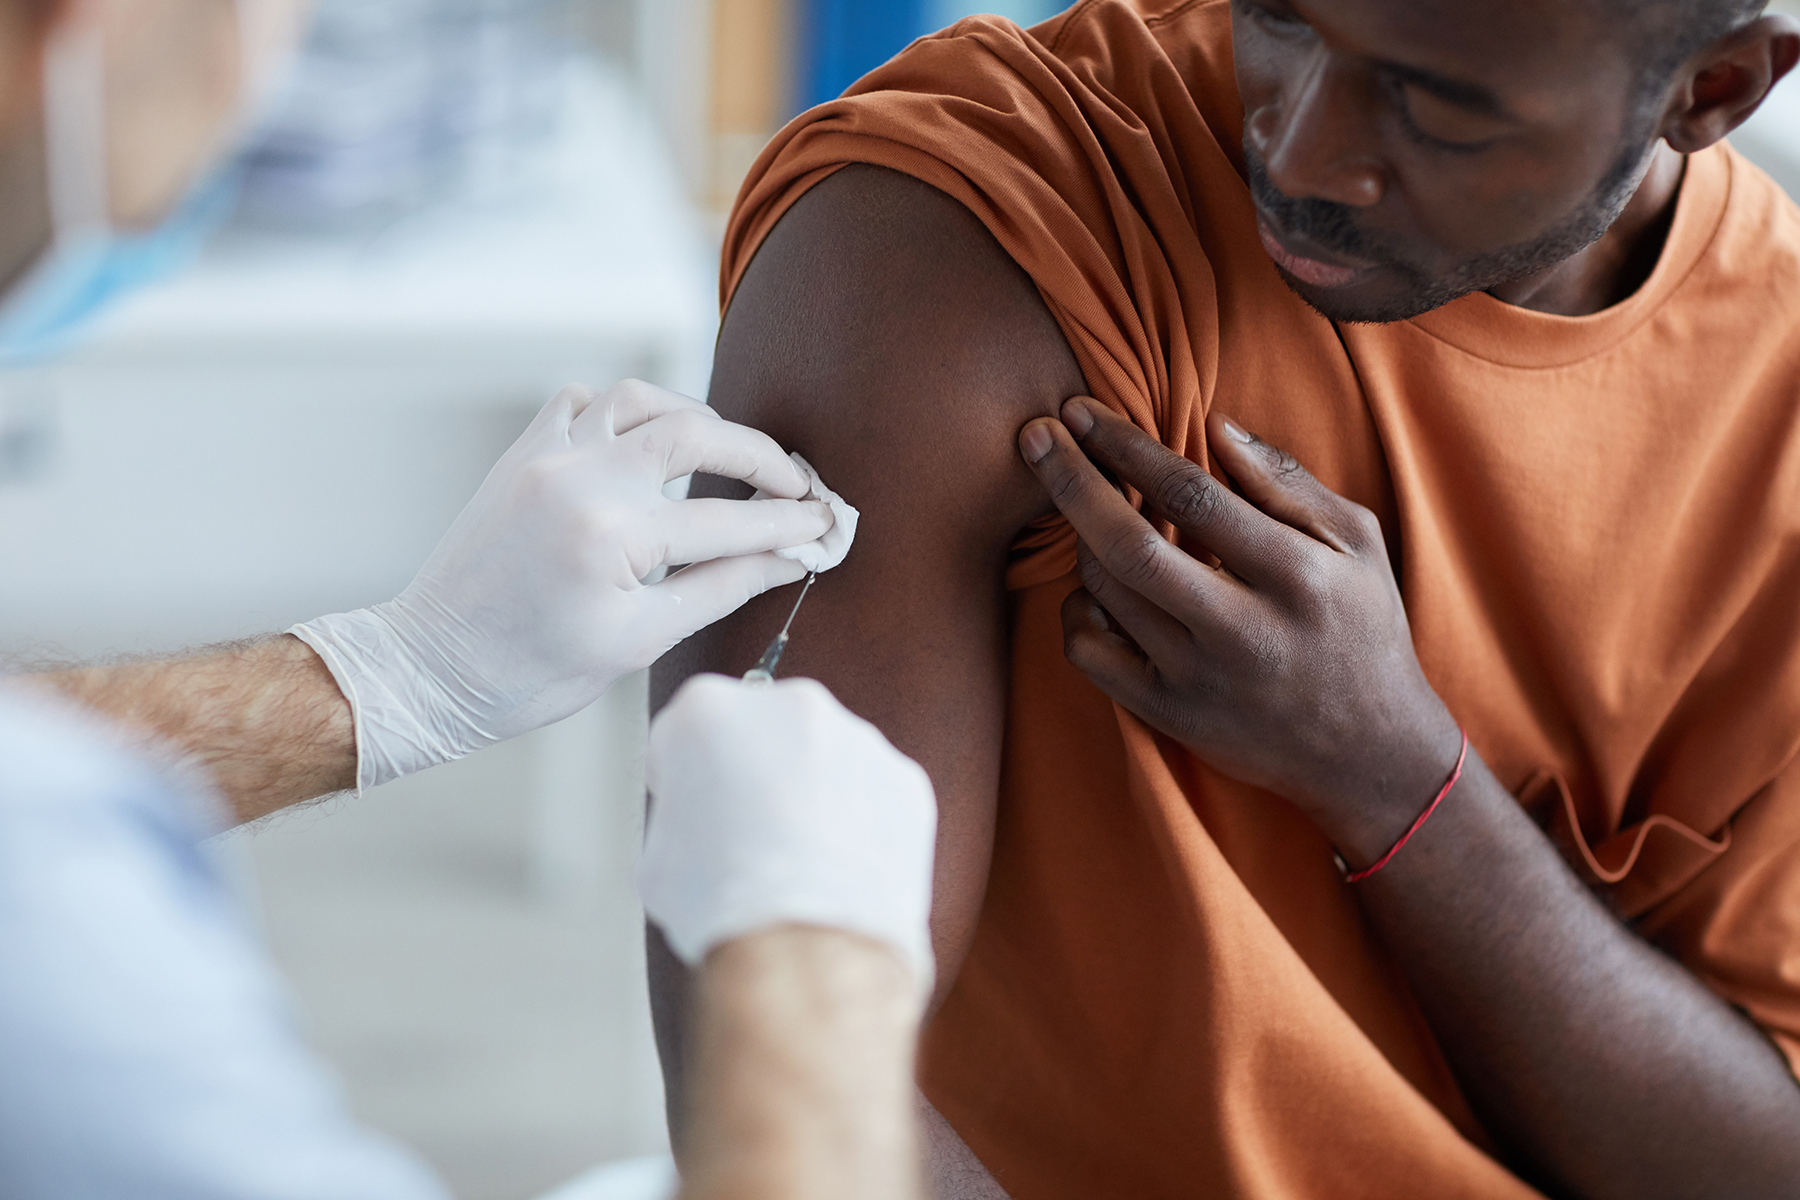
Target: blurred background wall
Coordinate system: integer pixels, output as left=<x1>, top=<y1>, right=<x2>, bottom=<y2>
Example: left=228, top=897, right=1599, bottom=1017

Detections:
left=0, top=3, right=1796, bottom=1200
left=627, top=0, right=1800, bottom=217
left=634, top=0, right=1063, bottom=212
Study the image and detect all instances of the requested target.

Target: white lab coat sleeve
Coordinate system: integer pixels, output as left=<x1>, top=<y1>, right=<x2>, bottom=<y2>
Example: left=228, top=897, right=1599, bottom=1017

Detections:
left=0, top=687, right=451, bottom=1200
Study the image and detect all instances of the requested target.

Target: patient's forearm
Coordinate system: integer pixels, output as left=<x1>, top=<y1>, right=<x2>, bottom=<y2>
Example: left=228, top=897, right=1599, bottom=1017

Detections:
left=25, top=635, right=355, bottom=824
left=682, top=926, right=926, bottom=1200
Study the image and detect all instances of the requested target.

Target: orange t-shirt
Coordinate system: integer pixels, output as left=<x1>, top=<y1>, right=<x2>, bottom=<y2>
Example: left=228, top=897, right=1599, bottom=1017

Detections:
left=723, top=2, right=1800, bottom=1196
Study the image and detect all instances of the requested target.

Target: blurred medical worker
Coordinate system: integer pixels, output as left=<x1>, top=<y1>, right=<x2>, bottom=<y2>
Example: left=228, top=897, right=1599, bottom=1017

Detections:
left=0, top=2, right=938, bottom=1198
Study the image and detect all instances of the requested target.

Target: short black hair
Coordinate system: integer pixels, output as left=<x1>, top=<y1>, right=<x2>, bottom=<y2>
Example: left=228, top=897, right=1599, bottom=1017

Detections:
left=1613, top=0, right=1770, bottom=80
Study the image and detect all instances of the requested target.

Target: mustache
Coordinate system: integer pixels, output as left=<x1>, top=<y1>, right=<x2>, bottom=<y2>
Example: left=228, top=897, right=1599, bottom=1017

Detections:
left=1243, top=144, right=1396, bottom=269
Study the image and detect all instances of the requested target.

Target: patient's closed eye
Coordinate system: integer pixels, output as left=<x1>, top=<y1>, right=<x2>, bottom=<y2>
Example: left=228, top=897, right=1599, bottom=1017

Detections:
left=1395, top=84, right=1508, bottom=151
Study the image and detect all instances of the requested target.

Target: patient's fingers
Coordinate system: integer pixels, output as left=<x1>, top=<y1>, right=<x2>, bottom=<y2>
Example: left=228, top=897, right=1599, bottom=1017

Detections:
left=1060, top=585, right=1163, bottom=714
left=1021, top=414, right=1244, bottom=624
left=1072, top=540, right=1191, bottom=666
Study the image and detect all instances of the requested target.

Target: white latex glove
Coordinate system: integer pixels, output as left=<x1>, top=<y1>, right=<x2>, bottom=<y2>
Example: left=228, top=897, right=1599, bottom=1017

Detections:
left=640, top=674, right=938, bottom=1001
left=292, top=381, right=837, bottom=792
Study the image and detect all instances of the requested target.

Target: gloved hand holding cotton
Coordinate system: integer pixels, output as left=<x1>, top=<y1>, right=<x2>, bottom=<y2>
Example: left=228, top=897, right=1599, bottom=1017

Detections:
left=290, top=380, right=842, bottom=793
left=756, top=453, right=858, bottom=573
left=638, top=675, right=939, bottom=1003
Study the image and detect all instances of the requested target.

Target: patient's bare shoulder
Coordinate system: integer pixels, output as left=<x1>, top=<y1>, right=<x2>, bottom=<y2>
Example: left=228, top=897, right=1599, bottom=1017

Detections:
left=670, top=160, right=1083, bottom=795
left=702, top=162, right=1082, bottom=529
left=650, top=163, right=1083, bottom=1133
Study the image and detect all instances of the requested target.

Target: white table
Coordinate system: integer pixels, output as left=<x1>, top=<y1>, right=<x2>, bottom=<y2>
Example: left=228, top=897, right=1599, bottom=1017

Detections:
left=0, top=55, right=702, bottom=1183
left=0, top=57, right=715, bottom=900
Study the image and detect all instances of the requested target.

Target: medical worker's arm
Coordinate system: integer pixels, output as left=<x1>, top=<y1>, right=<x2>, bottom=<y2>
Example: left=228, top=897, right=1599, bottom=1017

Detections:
left=683, top=928, right=923, bottom=1200
left=0, top=690, right=451, bottom=1200
left=31, top=637, right=356, bottom=824
left=642, top=674, right=936, bottom=1200
left=30, top=381, right=835, bottom=825
left=650, top=162, right=1082, bottom=1086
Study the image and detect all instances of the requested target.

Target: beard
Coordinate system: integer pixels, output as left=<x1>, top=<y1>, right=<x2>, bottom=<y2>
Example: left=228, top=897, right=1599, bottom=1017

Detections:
left=1242, top=129, right=1656, bottom=324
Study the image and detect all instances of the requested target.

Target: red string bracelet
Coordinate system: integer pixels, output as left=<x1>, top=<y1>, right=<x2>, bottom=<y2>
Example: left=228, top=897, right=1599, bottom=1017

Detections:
left=1336, top=728, right=1469, bottom=884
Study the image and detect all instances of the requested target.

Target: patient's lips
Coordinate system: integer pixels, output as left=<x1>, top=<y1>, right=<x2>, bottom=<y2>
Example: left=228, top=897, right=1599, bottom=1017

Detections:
left=1256, top=215, right=1369, bottom=289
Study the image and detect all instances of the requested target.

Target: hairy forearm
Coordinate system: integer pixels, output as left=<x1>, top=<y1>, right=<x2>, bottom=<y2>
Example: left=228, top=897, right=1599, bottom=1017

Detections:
left=25, top=635, right=355, bottom=825
left=681, top=926, right=926, bottom=1200
left=1352, top=753, right=1800, bottom=1199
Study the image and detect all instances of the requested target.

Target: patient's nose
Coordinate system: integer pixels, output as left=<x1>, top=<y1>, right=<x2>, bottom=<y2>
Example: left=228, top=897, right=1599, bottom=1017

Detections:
left=1250, top=49, right=1386, bottom=209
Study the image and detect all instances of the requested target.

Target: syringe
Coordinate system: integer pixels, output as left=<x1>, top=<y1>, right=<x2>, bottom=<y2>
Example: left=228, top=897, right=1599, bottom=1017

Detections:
left=742, top=571, right=818, bottom=685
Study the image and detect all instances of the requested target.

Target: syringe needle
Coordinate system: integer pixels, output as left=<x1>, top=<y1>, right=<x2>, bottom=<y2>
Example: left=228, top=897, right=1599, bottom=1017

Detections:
left=743, top=571, right=819, bottom=684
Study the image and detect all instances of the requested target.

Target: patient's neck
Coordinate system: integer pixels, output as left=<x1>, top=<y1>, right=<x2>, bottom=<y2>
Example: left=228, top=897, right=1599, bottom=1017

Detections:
left=1486, top=145, right=1685, bottom=317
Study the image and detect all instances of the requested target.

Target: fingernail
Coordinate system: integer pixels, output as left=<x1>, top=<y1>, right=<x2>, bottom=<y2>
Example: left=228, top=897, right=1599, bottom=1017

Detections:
left=1063, top=399, right=1096, bottom=438
left=1020, top=422, right=1056, bottom=464
left=1220, top=416, right=1253, bottom=443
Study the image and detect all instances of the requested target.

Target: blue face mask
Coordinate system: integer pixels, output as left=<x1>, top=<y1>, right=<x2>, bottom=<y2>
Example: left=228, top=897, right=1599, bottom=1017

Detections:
left=0, top=167, right=242, bottom=368
left=0, top=0, right=279, bottom=369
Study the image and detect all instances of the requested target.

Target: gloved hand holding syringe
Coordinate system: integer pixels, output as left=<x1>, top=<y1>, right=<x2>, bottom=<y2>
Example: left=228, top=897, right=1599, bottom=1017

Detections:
left=298, top=376, right=931, bottom=990
left=637, top=450, right=940, bottom=1001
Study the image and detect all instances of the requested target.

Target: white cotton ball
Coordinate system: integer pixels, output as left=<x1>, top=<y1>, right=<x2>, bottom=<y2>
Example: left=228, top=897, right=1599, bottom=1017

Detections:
left=760, top=453, right=859, bottom=573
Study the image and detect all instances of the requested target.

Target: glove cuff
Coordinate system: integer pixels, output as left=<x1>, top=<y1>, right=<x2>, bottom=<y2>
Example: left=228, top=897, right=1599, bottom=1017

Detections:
left=290, top=606, right=487, bottom=792
left=650, top=899, right=936, bottom=1010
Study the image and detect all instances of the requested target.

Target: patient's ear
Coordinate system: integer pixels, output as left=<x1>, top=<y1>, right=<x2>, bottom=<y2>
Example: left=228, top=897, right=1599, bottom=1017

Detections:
left=1661, top=14, right=1800, bottom=153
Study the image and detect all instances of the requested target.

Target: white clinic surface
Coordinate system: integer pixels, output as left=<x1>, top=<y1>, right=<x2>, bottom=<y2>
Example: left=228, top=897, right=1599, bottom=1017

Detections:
left=0, top=57, right=695, bottom=1199
left=0, top=60, right=717, bottom=651
left=759, top=452, right=859, bottom=574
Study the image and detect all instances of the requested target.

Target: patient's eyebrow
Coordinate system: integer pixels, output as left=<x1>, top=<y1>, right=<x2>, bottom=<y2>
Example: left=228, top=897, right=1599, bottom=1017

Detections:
left=1377, top=61, right=1518, bottom=120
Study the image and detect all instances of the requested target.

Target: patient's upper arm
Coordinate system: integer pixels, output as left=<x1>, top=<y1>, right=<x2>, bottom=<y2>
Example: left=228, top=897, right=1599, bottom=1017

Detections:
left=650, top=163, right=1084, bottom=1096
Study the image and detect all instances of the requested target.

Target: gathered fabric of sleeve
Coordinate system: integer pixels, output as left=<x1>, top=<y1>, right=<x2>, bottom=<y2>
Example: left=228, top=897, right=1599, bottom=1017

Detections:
left=719, top=7, right=1533, bottom=1197
left=726, top=1, right=1232, bottom=590
left=716, top=0, right=1800, bottom=1195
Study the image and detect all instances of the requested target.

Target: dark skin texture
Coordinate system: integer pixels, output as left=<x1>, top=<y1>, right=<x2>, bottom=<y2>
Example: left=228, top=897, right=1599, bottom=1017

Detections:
left=653, top=2, right=1800, bottom=1195
left=650, top=165, right=1084, bottom=1147
left=1021, top=401, right=1800, bottom=1196
left=1236, top=0, right=1800, bottom=321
